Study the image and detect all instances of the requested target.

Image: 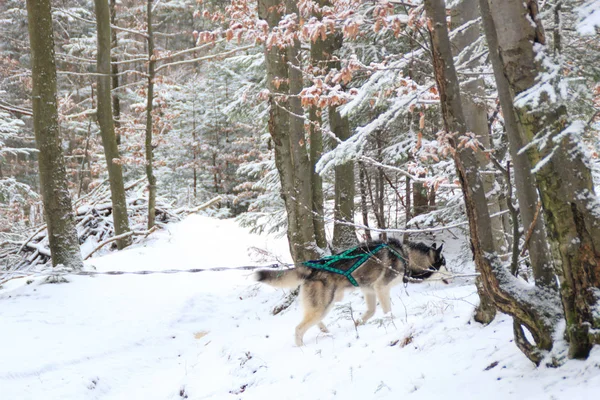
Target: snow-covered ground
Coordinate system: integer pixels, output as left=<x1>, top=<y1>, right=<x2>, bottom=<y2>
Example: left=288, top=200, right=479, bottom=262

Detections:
left=1, top=215, right=599, bottom=400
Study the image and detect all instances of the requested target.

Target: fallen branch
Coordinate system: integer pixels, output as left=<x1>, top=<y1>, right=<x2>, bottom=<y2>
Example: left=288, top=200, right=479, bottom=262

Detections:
left=177, top=196, right=222, bottom=214
left=84, top=226, right=158, bottom=260
left=17, top=224, right=47, bottom=254
left=272, top=287, right=299, bottom=315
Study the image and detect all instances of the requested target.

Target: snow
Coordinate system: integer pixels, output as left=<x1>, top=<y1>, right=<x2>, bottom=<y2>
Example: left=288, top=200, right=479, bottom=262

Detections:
left=577, top=0, right=600, bottom=35
left=2, top=215, right=600, bottom=400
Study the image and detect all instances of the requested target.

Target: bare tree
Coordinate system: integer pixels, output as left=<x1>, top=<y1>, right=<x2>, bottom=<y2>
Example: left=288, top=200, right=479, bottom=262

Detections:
left=486, top=0, right=600, bottom=359
left=258, top=0, right=319, bottom=261
left=145, top=0, right=157, bottom=229
left=94, top=0, right=132, bottom=249
left=424, top=0, right=562, bottom=365
left=26, top=0, right=83, bottom=270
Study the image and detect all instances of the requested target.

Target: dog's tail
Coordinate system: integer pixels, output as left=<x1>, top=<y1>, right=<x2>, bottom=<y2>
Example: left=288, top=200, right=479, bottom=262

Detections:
left=254, top=268, right=304, bottom=288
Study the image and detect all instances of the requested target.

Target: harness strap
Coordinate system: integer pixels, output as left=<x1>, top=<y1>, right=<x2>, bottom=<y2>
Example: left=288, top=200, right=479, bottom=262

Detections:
left=302, top=243, right=404, bottom=287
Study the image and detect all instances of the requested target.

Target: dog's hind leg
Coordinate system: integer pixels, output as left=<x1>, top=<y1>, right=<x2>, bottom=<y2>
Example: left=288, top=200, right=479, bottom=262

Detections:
left=375, top=285, right=392, bottom=314
left=295, top=283, right=336, bottom=346
left=356, top=289, right=376, bottom=325
left=317, top=322, right=329, bottom=333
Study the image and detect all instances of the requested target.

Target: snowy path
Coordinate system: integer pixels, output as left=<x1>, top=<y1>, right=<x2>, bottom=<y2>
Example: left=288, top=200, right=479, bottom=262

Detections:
left=1, top=215, right=599, bottom=400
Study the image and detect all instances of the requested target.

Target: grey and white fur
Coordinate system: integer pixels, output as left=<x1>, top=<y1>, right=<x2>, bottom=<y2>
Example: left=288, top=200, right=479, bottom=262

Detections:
left=255, top=238, right=448, bottom=346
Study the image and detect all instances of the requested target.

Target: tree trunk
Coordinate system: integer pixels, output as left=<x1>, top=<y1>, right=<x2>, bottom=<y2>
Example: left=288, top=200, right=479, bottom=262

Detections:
left=109, top=0, right=121, bottom=143
left=94, top=0, right=131, bottom=250
left=450, top=0, right=506, bottom=254
left=358, top=162, right=372, bottom=242
left=330, top=104, right=357, bottom=250
left=308, top=105, right=327, bottom=248
left=478, top=0, right=555, bottom=289
left=307, top=3, right=328, bottom=250
left=487, top=0, right=600, bottom=359
left=258, top=0, right=319, bottom=262
left=450, top=0, right=498, bottom=323
left=424, top=0, right=561, bottom=365
left=26, top=0, right=83, bottom=270
left=286, top=0, right=319, bottom=260
left=412, top=173, right=429, bottom=217
left=145, top=0, right=157, bottom=229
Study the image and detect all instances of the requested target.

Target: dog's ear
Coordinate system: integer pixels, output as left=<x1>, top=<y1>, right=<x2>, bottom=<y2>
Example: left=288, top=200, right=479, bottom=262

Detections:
left=436, top=243, right=444, bottom=254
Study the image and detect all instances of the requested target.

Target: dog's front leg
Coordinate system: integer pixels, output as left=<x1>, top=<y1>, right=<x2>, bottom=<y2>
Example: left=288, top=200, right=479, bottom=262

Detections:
left=356, top=290, right=376, bottom=325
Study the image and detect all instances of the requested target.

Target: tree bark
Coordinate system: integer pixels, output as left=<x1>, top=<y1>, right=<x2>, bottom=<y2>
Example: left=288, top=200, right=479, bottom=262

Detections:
left=307, top=3, right=328, bottom=250
left=94, top=0, right=131, bottom=249
left=478, top=0, right=555, bottom=290
left=450, top=0, right=506, bottom=254
left=308, top=105, right=327, bottom=248
left=424, top=0, right=561, bottom=365
left=145, top=0, right=157, bottom=229
left=26, top=0, right=83, bottom=270
left=412, top=173, right=429, bottom=217
left=258, top=0, right=319, bottom=262
left=109, top=0, right=121, bottom=143
left=487, top=0, right=600, bottom=359
left=358, top=162, right=372, bottom=242
left=286, top=0, right=320, bottom=260
left=330, top=104, right=357, bottom=250
left=450, top=0, right=498, bottom=323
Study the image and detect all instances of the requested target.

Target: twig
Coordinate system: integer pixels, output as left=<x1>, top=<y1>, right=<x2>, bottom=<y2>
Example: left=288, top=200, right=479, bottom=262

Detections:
left=520, top=201, right=543, bottom=257
left=155, top=44, right=255, bottom=72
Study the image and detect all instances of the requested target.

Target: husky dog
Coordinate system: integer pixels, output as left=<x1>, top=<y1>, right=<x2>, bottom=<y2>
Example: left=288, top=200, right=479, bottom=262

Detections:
left=255, top=238, right=448, bottom=346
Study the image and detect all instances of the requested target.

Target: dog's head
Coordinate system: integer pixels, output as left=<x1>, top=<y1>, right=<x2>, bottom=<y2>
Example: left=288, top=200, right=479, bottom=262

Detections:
left=428, top=243, right=450, bottom=284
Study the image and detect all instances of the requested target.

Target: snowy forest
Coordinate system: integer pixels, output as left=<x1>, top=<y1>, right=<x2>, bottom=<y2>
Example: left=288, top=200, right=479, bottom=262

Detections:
left=1, top=0, right=600, bottom=398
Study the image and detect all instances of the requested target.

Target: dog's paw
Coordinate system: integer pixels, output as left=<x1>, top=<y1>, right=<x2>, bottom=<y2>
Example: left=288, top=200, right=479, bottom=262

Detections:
left=318, top=322, right=329, bottom=333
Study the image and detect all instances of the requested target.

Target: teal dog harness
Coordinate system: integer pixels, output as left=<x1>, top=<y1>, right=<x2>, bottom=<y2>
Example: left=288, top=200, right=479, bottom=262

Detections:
left=302, top=243, right=396, bottom=287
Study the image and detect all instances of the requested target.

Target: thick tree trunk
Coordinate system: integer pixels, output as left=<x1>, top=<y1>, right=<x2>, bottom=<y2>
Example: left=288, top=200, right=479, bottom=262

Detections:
left=424, top=0, right=561, bottom=365
left=478, top=0, right=555, bottom=290
left=286, top=0, right=319, bottom=260
left=145, top=0, right=157, bottom=229
left=94, top=0, right=131, bottom=250
left=258, top=0, right=319, bottom=262
left=26, top=0, right=83, bottom=270
left=487, top=0, right=600, bottom=359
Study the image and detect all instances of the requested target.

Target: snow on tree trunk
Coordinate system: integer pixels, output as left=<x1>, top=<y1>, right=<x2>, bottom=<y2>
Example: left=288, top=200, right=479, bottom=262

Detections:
left=25, top=0, right=83, bottom=270
left=478, top=0, right=556, bottom=291
left=424, top=0, right=562, bottom=365
left=487, top=0, right=600, bottom=359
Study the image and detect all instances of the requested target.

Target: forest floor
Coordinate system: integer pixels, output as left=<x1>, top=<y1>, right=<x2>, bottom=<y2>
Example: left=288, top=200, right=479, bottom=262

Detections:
left=1, top=214, right=599, bottom=400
